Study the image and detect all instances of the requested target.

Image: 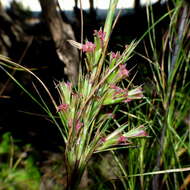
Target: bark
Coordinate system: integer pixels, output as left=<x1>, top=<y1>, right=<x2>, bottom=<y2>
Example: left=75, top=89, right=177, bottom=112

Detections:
left=134, top=0, right=140, bottom=12
left=89, top=0, right=96, bottom=19
left=74, top=0, right=78, bottom=8
left=0, top=2, right=26, bottom=57
left=89, top=0, right=94, bottom=11
left=39, top=0, right=79, bottom=85
left=0, top=2, right=33, bottom=96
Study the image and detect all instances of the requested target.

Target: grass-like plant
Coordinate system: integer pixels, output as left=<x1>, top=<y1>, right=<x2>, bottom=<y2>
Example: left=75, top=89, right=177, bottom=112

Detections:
left=144, top=1, right=190, bottom=189
left=112, top=1, right=190, bottom=190
left=0, top=0, right=149, bottom=189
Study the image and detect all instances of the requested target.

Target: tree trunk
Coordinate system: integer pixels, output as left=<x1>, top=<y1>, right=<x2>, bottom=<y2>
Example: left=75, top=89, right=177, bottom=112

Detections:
left=74, top=0, right=78, bottom=8
left=39, top=0, right=79, bottom=85
left=0, top=2, right=24, bottom=57
left=89, top=0, right=94, bottom=10
left=134, top=0, right=140, bottom=12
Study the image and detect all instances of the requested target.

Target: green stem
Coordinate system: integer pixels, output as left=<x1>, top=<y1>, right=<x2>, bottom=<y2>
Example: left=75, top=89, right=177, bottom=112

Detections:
left=93, top=0, right=119, bottom=82
left=103, top=0, right=119, bottom=42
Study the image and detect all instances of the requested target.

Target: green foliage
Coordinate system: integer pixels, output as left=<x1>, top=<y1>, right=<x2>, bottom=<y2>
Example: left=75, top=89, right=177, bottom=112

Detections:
left=0, top=133, right=40, bottom=190
left=0, top=133, right=12, bottom=154
left=112, top=0, right=190, bottom=189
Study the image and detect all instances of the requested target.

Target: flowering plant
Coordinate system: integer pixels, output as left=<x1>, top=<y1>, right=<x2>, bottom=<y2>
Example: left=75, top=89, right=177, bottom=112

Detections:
left=0, top=0, right=148, bottom=189
left=57, top=1, right=148, bottom=188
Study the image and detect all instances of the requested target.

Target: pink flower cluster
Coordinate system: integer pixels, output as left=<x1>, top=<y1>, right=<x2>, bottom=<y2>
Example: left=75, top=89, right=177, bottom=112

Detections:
left=82, top=41, right=96, bottom=53
left=119, top=64, right=129, bottom=78
left=110, top=84, right=125, bottom=95
left=111, top=51, right=120, bottom=59
left=76, top=120, right=83, bottom=131
left=118, top=135, right=127, bottom=143
left=57, top=103, right=69, bottom=112
left=128, top=87, right=144, bottom=99
left=67, top=119, right=83, bottom=132
left=110, top=84, right=143, bottom=103
left=94, top=28, right=106, bottom=41
left=110, top=84, right=128, bottom=98
left=129, top=125, right=148, bottom=138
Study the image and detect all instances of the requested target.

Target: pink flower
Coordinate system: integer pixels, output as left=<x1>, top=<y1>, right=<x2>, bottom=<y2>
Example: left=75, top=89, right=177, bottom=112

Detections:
left=68, top=119, right=73, bottom=128
left=128, top=87, right=144, bottom=99
left=123, top=98, right=132, bottom=103
left=119, top=64, right=129, bottom=78
left=111, top=51, right=120, bottom=59
left=76, top=120, right=83, bottom=131
left=135, top=130, right=148, bottom=137
left=118, top=135, right=126, bottom=143
left=100, top=137, right=106, bottom=143
left=130, top=126, right=148, bottom=138
left=110, top=84, right=129, bottom=101
left=110, top=84, right=124, bottom=94
left=94, top=28, right=106, bottom=41
left=125, top=44, right=129, bottom=49
left=82, top=41, right=96, bottom=53
left=57, top=103, right=69, bottom=112
left=118, top=135, right=131, bottom=145
left=107, top=113, right=115, bottom=119
left=66, top=82, right=72, bottom=89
